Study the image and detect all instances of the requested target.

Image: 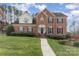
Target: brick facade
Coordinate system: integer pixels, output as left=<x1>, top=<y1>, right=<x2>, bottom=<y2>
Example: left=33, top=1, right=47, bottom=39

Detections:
left=13, top=8, right=67, bottom=36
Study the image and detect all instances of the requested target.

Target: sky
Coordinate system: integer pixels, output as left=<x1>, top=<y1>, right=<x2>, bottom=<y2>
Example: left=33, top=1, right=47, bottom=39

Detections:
left=0, top=3, right=79, bottom=32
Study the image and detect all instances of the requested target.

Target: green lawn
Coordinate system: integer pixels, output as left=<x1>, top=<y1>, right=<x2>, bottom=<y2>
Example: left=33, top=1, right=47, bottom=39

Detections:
left=48, top=38, right=79, bottom=56
left=0, top=35, right=42, bottom=56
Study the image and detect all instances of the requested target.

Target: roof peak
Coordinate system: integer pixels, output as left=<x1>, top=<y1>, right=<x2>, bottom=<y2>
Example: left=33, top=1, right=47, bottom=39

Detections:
left=33, top=8, right=67, bottom=17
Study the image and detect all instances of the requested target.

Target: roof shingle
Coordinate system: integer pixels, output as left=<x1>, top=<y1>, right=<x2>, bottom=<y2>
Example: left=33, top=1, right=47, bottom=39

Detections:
left=53, top=12, right=67, bottom=17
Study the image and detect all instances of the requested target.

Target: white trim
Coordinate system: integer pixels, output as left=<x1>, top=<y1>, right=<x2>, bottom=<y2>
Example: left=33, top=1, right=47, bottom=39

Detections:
left=38, top=24, right=46, bottom=34
left=38, top=24, right=45, bottom=28
left=28, top=26, right=33, bottom=32
left=19, top=26, right=24, bottom=32
left=48, top=27, right=53, bottom=34
left=48, top=26, right=52, bottom=28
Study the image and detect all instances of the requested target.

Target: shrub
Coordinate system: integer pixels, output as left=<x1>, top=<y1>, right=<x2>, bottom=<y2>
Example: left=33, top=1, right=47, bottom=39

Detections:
left=46, top=35, right=67, bottom=39
left=74, top=41, right=79, bottom=47
left=66, top=33, right=71, bottom=39
left=57, top=35, right=67, bottom=39
left=6, top=25, right=14, bottom=35
left=10, top=32, right=36, bottom=37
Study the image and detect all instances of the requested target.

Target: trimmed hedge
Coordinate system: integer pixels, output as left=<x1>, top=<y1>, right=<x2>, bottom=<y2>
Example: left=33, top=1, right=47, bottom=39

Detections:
left=8, top=32, right=36, bottom=37
left=46, top=34, right=67, bottom=39
left=74, top=41, right=79, bottom=47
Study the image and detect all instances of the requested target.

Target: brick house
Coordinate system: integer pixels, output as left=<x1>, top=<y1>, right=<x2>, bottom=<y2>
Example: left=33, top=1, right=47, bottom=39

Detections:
left=12, top=8, right=67, bottom=36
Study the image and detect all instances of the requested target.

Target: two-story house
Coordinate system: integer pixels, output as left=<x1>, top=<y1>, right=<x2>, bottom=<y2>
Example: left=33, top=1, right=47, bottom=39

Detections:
left=12, top=8, right=67, bottom=36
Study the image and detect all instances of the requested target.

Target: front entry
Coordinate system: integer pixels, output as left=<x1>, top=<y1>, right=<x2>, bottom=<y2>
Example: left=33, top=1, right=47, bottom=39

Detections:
left=38, top=25, right=46, bottom=35
left=40, top=28, right=44, bottom=34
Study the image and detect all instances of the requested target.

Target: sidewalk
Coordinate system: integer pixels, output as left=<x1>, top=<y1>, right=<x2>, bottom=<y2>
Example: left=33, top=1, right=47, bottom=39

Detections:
left=40, top=38, right=56, bottom=56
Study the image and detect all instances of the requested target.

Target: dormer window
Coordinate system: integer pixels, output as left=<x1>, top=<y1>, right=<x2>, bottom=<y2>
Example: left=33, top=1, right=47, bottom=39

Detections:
left=48, top=17, right=53, bottom=24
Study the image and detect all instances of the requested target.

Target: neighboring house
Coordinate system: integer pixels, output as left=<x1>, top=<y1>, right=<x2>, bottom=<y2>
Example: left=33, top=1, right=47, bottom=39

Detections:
left=18, top=11, right=33, bottom=24
left=12, top=8, right=67, bottom=36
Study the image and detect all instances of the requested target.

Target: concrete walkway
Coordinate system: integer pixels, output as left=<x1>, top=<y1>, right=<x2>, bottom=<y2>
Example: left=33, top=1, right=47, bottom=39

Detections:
left=40, top=38, right=56, bottom=56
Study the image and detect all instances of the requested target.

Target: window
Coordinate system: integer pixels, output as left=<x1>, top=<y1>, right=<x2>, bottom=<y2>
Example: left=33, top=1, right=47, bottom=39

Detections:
left=57, top=18, right=63, bottom=23
left=28, top=27, right=33, bottom=32
left=24, top=17, right=28, bottom=23
left=32, top=18, right=36, bottom=24
left=48, top=27, right=53, bottom=34
left=57, top=28, right=63, bottom=34
left=19, top=26, right=24, bottom=32
left=48, top=17, right=53, bottom=23
left=14, top=18, right=19, bottom=24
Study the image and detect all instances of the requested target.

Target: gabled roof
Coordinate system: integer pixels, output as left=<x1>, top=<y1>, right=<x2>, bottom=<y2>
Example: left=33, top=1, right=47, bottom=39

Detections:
left=53, top=12, right=67, bottom=17
left=34, top=8, right=56, bottom=17
left=33, top=8, right=67, bottom=17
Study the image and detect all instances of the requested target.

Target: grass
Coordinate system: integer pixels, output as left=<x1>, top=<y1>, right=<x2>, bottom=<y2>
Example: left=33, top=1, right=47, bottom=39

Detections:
left=48, top=38, right=79, bottom=56
left=0, top=34, right=42, bottom=56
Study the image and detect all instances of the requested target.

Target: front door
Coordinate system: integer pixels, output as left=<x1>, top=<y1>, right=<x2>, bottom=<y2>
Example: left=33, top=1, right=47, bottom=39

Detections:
left=41, top=28, right=44, bottom=34
left=38, top=24, right=46, bottom=35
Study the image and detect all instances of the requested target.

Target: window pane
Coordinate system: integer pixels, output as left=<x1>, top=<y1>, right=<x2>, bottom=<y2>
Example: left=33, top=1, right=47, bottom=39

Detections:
left=57, top=18, right=63, bottom=23
left=28, top=27, right=33, bottom=32
left=57, top=28, right=63, bottom=34
left=48, top=27, right=53, bottom=34
left=48, top=17, right=52, bottom=23
left=24, top=17, right=28, bottom=23
left=19, top=26, right=24, bottom=32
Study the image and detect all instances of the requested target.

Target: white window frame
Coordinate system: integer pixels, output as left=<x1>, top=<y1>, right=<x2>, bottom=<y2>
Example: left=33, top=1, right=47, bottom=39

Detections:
left=48, top=17, right=52, bottom=23
left=48, top=27, right=53, bottom=34
left=57, top=28, right=63, bottom=34
left=28, top=27, right=33, bottom=32
left=19, top=26, right=24, bottom=32
left=24, top=17, right=28, bottom=23
left=57, top=18, right=63, bottom=23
